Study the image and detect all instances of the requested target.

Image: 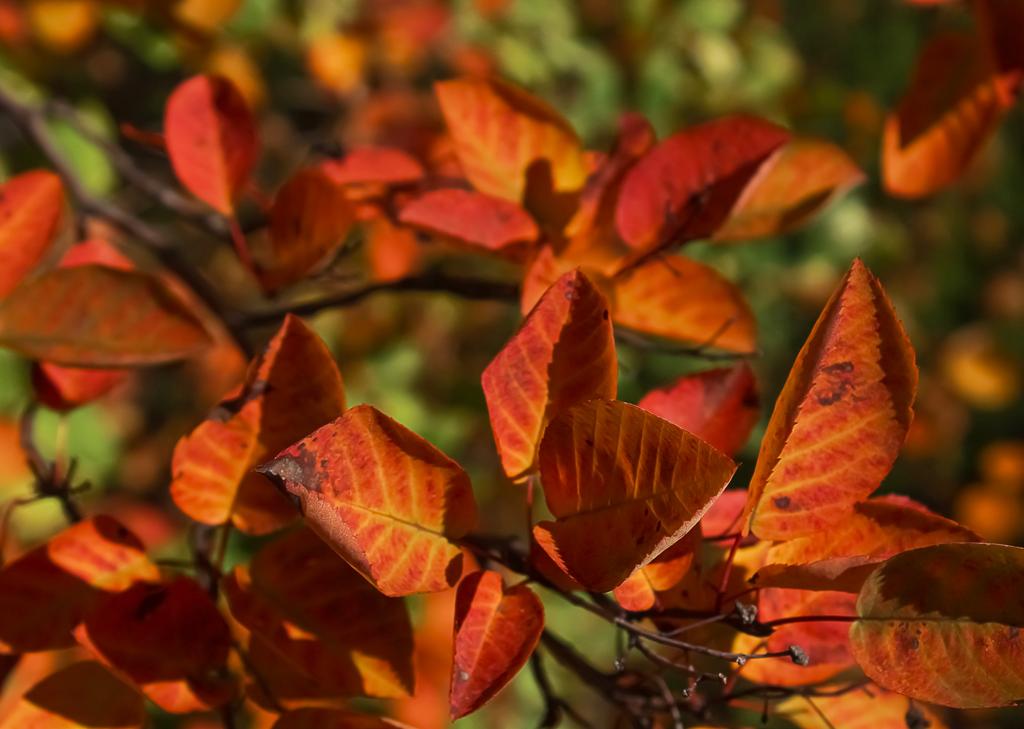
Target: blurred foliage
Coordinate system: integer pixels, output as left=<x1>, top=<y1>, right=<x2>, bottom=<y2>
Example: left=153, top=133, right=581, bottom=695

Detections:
left=0, top=0, right=1022, bottom=727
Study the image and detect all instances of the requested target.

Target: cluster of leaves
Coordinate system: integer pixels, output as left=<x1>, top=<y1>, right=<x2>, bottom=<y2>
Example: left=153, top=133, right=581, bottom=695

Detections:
left=0, top=3, right=1022, bottom=729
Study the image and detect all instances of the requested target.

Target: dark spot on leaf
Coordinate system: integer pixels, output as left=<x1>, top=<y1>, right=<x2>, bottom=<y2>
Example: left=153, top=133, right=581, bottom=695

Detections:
left=773, top=496, right=791, bottom=509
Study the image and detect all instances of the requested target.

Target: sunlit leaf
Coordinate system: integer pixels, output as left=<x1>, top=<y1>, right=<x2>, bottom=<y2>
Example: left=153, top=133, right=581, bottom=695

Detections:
left=398, top=188, right=538, bottom=254
left=0, top=516, right=159, bottom=652
left=259, top=404, right=479, bottom=596
left=224, top=527, right=415, bottom=699
left=258, top=168, right=356, bottom=293
left=638, top=363, right=758, bottom=455
left=0, top=265, right=212, bottom=366
left=742, top=259, right=918, bottom=540
left=482, top=269, right=617, bottom=480
left=75, top=576, right=235, bottom=713
left=882, top=32, right=1016, bottom=198
left=612, top=528, right=701, bottom=612
left=615, top=115, right=790, bottom=254
left=0, top=170, right=64, bottom=298
left=450, top=570, right=544, bottom=719
left=775, top=685, right=948, bottom=729
left=534, top=399, right=736, bottom=592
left=713, top=138, right=865, bottom=241
left=754, top=497, right=979, bottom=592
left=165, top=74, right=258, bottom=215
left=435, top=77, right=588, bottom=202
left=0, top=661, right=144, bottom=729
left=171, top=314, right=345, bottom=534
left=851, top=542, right=1024, bottom=708
left=612, top=255, right=756, bottom=353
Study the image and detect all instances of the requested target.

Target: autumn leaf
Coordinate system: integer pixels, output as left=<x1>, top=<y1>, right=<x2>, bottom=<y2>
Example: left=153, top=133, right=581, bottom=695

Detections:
left=398, top=188, right=539, bottom=254
left=272, top=708, right=414, bottom=729
left=850, top=542, right=1024, bottom=708
left=734, top=588, right=857, bottom=686
left=366, top=217, right=423, bottom=282
left=258, top=167, right=356, bottom=293
left=450, top=570, right=544, bottom=719
left=883, top=32, right=1017, bottom=198
left=165, top=74, right=259, bottom=215
left=754, top=497, right=979, bottom=592
left=637, top=363, right=758, bottom=455
left=0, top=170, right=64, bottom=298
left=614, top=115, right=790, bottom=254
left=75, top=576, right=235, bottom=713
left=435, top=77, right=588, bottom=202
left=171, top=314, right=345, bottom=534
left=0, top=265, right=212, bottom=366
left=483, top=269, right=616, bottom=480
left=612, top=528, right=701, bottom=612
left=258, top=404, right=479, bottom=596
left=533, top=399, right=736, bottom=592
left=224, top=527, right=415, bottom=699
left=0, top=661, right=145, bottom=729
left=774, top=685, right=949, bottom=729
left=741, top=259, right=918, bottom=540
left=713, top=138, right=865, bottom=241
left=612, top=255, right=756, bottom=353
left=0, top=516, right=159, bottom=652
left=319, top=146, right=424, bottom=186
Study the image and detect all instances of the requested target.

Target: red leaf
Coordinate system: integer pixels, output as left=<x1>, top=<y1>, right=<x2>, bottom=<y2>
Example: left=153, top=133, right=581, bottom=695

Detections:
left=482, top=269, right=617, bottom=480
left=398, top=188, right=539, bottom=254
left=615, top=115, right=790, bottom=254
left=638, top=363, right=758, bottom=455
left=75, top=577, right=236, bottom=713
left=259, top=404, right=479, bottom=596
left=450, top=570, right=544, bottom=719
left=165, top=75, right=259, bottom=214
left=319, top=146, right=424, bottom=186
left=0, top=170, right=64, bottom=298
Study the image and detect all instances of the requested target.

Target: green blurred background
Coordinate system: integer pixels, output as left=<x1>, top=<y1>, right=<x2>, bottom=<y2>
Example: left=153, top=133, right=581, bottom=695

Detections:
left=0, top=1, right=1022, bottom=727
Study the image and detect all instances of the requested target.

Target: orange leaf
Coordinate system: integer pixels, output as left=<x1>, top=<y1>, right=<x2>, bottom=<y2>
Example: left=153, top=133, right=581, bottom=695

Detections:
left=435, top=77, right=588, bottom=202
left=319, top=146, right=424, bottom=186
left=0, top=170, right=64, bottom=298
left=774, top=686, right=948, bottom=729
left=258, top=168, right=356, bottom=293
left=165, top=75, right=258, bottom=215
left=258, top=404, right=479, bottom=596
left=612, top=527, right=701, bottom=612
left=754, top=497, right=979, bottom=592
left=741, top=259, right=918, bottom=540
left=450, top=570, right=544, bottom=719
left=851, top=542, right=1024, bottom=708
left=0, top=661, right=145, bottom=729
left=612, top=255, right=756, bottom=353
left=31, top=239, right=134, bottom=410
left=533, top=400, right=736, bottom=592
left=713, top=138, right=865, bottom=241
left=397, top=188, right=539, bottom=254
left=0, top=516, right=158, bottom=652
left=224, top=527, right=415, bottom=699
left=734, top=588, right=857, bottom=686
left=882, top=32, right=1017, bottom=198
left=75, top=576, right=235, bottom=713
left=637, top=363, right=758, bottom=455
left=615, top=115, right=790, bottom=254
left=365, top=217, right=423, bottom=283
left=272, top=708, right=413, bottom=729
left=482, top=269, right=617, bottom=480
left=171, top=314, right=345, bottom=534
left=0, top=265, right=212, bottom=366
